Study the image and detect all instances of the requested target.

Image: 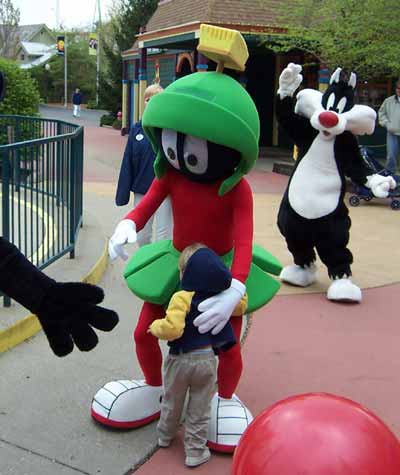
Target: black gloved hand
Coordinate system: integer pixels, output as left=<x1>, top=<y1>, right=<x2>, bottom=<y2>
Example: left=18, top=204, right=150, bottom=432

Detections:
left=36, top=282, right=119, bottom=357
left=0, top=237, right=119, bottom=356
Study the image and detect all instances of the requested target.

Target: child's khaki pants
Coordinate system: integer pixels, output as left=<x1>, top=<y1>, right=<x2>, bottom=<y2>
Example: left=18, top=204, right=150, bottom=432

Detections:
left=157, top=349, right=217, bottom=457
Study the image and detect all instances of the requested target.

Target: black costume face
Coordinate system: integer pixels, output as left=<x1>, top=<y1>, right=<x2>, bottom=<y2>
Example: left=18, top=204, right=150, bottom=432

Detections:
left=321, top=80, right=355, bottom=114
left=157, top=128, right=241, bottom=183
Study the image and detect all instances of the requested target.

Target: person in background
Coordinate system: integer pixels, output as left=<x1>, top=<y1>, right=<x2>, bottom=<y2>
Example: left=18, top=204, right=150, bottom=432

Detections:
left=115, top=84, right=172, bottom=247
left=72, top=88, right=83, bottom=118
left=378, top=79, right=400, bottom=174
left=149, top=243, right=247, bottom=468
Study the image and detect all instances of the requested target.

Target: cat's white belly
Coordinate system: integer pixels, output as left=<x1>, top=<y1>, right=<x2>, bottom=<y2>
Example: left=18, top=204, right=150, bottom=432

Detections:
left=289, top=135, right=342, bottom=219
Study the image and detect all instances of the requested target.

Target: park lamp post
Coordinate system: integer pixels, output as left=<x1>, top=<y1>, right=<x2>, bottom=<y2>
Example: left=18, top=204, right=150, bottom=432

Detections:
left=64, top=37, right=67, bottom=108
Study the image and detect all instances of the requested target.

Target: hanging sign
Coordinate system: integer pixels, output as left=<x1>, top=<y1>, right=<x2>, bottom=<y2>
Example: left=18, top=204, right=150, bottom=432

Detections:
left=57, top=36, right=65, bottom=56
left=89, top=33, right=98, bottom=56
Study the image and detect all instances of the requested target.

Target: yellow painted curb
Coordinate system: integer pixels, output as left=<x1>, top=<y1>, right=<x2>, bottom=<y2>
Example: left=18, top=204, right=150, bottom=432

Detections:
left=0, top=315, right=42, bottom=353
left=0, top=240, right=110, bottom=354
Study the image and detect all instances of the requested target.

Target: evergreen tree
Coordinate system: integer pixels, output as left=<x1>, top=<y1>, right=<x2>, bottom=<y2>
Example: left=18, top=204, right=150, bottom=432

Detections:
left=99, top=0, right=158, bottom=114
left=0, top=57, right=40, bottom=115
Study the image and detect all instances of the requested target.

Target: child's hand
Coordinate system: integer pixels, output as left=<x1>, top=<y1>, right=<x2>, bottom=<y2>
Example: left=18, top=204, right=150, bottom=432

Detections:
left=147, top=326, right=153, bottom=334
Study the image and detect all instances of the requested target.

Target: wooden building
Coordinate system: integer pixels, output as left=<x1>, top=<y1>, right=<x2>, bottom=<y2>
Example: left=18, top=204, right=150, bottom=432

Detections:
left=119, top=0, right=394, bottom=157
left=121, top=1, right=323, bottom=149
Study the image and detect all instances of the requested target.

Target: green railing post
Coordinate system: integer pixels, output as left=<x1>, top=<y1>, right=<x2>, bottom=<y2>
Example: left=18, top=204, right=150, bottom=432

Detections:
left=69, top=136, right=76, bottom=259
left=78, top=128, right=84, bottom=227
left=2, top=148, right=11, bottom=307
left=56, top=121, right=62, bottom=207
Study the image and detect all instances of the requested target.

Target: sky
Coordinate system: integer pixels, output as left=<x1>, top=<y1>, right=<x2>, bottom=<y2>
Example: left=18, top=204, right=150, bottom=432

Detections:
left=14, top=0, right=114, bottom=30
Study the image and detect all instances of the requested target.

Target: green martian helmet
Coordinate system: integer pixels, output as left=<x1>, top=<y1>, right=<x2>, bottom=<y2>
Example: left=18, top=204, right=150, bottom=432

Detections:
left=142, top=71, right=260, bottom=196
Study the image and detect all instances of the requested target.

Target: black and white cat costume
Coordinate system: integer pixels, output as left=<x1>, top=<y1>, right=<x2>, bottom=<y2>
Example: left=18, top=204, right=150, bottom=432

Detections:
left=276, top=63, right=396, bottom=303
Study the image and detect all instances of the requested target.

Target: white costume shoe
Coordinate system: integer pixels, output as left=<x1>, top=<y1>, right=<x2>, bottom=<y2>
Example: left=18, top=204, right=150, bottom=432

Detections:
left=207, top=394, right=253, bottom=453
left=280, top=263, right=317, bottom=287
left=91, top=380, right=162, bottom=428
left=327, top=277, right=362, bottom=303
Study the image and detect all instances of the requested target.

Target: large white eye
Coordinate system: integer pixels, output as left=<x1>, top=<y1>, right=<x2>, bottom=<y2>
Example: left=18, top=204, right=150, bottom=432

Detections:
left=161, top=129, right=180, bottom=169
left=183, top=135, right=208, bottom=175
left=326, top=93, right=335, bottom=110
left=336, top=97, right=347, bottom=114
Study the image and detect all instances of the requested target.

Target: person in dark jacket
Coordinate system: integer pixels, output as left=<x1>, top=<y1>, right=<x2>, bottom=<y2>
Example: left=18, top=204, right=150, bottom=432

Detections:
left=115, top=84, right=172, bottom=246
left=149, top=243, right=247, bottom=468
left=72, top=88, right=83, bottom=117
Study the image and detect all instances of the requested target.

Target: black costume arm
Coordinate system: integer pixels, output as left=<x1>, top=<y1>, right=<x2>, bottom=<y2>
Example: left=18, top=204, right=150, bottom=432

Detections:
left=0, top=237, right=118, bottom=356
left=0, top=237, right=55, bottom=312
left=335, top=132, right=374, bottom=186
left=275, top=96, right=316, bottom=148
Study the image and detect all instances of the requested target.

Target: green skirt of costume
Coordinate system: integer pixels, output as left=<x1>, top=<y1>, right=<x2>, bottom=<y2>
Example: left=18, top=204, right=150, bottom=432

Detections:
left=124, top=240, right=282, bottom=313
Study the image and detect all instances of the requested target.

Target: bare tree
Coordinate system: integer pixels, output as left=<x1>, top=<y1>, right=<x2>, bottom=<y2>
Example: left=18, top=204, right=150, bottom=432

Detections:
left=0, top=0, right=20, bottom=58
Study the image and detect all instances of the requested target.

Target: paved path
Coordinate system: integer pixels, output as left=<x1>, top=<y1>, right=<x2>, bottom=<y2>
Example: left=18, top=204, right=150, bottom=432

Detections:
left=1, top=106, right=400, bottom=474
left=39, top=105, right=109, bottom=128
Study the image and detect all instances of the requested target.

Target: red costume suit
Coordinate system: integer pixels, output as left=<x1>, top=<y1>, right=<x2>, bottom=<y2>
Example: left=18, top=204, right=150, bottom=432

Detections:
left=125, top=168, right=253, bottom=398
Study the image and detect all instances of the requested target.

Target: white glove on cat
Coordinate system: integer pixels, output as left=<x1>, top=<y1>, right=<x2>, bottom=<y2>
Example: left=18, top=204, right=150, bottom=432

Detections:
left=278, top=63, right=303, bottom=99
left=366, top=174, right=397, bottom=198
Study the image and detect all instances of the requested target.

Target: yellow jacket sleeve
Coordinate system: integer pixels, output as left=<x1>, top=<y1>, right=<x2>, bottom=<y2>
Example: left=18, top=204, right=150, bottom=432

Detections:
left=149, top=290, right=194, bottom=341
left=232, top=292, right=248, bottom=316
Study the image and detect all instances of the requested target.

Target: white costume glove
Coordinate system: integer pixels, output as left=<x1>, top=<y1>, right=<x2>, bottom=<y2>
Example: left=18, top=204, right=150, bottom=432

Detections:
left=365, top=174, right=397, bottom=198
left=108, top=219, right=137, bottom=261
left=277, top=63, right=303, bottom=99
left=194, top=279, right=246, bottom=335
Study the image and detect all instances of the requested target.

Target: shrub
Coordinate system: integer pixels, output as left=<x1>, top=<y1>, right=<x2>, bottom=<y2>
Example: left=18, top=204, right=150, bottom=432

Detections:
left=0, top=59, right=42, bottom=146
left=86, top=99, right=98, bottom=109
left=100, top=114, right=115, bottom=127
left=112, top=119, right=122, bottom=130
left=0, top=58, right=41, bottom=116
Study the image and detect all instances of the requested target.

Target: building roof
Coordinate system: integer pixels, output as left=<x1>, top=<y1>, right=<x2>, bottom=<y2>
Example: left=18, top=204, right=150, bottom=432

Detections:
left=146, top=0, right=282, bottom=32
left=3, top=24, right=55, bottom=43
left=121, top=0, right=287, bottom=56
left=20, top=41, right=54, bottom=56
left=16, top=24, right=48, bottom=41
left=0, top=23, right=55, bottom=54
left=0, top=24, right=38, bottom=43
left=20, top=51, right=56, bottom=69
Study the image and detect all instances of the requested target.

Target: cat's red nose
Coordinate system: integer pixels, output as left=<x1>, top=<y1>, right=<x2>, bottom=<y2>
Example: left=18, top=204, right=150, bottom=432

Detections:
left=319, top=111, right=339, bottom=128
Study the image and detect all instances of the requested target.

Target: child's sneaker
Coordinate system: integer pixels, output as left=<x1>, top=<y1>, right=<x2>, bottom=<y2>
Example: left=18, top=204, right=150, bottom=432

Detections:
left=158, top=438, right=171, bottom=448
left=185, top=448, right=211, bottom=467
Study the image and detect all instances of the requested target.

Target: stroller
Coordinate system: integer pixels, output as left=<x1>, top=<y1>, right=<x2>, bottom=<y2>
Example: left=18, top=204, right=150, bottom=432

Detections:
left=348, top=146, right=400, bottom=210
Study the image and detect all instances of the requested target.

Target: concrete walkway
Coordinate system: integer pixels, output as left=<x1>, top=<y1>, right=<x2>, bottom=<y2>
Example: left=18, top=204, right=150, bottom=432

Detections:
left=1, top=106, right=400, bottom=474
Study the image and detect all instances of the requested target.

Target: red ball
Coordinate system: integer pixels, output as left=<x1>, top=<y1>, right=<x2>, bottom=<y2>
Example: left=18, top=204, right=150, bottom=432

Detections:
left=232, top=393, right=400, bottom=475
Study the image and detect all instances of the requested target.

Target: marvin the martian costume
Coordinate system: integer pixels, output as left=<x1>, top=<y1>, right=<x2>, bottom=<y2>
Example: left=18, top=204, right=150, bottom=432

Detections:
left=91, top=25, right=282, bottom=452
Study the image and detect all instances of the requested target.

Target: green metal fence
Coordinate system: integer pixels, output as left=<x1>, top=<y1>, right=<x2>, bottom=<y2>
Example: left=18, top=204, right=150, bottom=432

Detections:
left=0, top=115, right=84, bottom=306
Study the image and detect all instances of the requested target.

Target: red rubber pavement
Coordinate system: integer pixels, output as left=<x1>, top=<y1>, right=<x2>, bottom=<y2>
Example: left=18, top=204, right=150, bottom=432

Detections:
left=134, top=283, right=400, bottom=474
